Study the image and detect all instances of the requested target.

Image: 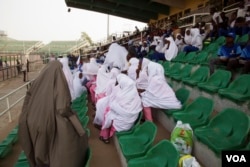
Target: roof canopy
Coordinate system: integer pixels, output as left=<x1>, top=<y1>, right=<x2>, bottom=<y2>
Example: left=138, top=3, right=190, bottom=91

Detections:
left=64, top=0, right=185, bottom=22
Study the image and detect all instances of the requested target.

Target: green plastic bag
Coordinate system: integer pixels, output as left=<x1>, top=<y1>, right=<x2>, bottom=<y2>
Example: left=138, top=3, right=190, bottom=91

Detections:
left=171, top=121, right=193, bottom=156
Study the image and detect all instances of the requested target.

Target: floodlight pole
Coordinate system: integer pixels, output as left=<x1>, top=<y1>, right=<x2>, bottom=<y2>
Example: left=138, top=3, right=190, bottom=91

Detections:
left=107, top=14, right=110, bottom=40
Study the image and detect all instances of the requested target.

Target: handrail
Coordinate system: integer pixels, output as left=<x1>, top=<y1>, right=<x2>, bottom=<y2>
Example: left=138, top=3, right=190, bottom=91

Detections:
left=0, top=79, right=33, bottom=122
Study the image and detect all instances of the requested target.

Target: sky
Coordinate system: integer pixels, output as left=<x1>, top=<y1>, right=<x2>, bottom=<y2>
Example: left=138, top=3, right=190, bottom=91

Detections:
left=0, top=0, right=147, bottom=44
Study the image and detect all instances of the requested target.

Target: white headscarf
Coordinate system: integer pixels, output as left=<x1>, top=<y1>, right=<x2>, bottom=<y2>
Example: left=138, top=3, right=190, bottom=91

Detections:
left=103, top=74, right=142, bottom=131
left=127, top=57, right=139, bottom=81
left=175, top=33, right=184, bottom=46
left=95, top=65, right=111, bottom=95
left=190, top=28, right=203, bottom=50
left=140, top=62, right=182, bottom=109
left=164, top=36, right=178, bottom=61
left=93, top=68, right=121, bottom=126
left=104, top=43, right=128, bottom=71
left=184, top=28, right=192, bottom=45
left=136, top=58, right=151, bottom=90
left=84, top=58, right=99, bottom=77
left=73, top=71, right=86, bottom=98
left=59, top=57, right=75, bottom=100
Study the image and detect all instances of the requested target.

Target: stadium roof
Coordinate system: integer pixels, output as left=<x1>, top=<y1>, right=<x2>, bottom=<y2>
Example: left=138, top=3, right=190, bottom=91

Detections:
left=65, top=0, right=184, bottom=23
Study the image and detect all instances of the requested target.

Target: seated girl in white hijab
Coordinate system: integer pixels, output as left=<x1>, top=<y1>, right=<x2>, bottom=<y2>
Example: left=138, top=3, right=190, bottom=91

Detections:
left=60, top=57, right=75, bottom=101
left=93, top=67, right=121, bottom=129
left=127, top=57, right=139, bottom=81
left=175, top=33, right=185, bottom=52
left=99, top=74, right=142, bottom=144
left=140, top=62, right=182, bottom=121
left=150, top=36, right=178, bottom=62
left=183, top=28, right=203, bottom=53
left=73, top=71, right=87, bottom=99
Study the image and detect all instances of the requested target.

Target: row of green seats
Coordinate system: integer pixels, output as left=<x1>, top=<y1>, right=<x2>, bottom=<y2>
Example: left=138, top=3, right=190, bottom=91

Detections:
left=0, top=126, right=18, bottom=159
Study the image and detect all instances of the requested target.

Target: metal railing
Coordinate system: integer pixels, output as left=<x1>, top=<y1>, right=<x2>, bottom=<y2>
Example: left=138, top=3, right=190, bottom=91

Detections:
left=0, top=80, right=33, bottom=122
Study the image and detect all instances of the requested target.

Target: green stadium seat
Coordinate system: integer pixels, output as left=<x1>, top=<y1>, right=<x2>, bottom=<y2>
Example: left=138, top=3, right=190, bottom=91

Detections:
left=172, top=96, right=214, bottom=129
left=162, top=61, right=171, bottom=74
left=164, top=87, right=190, bottom=116
left=116, top=112, right=142, bottom=139
left=178, top=52, right=197, bottom=63
left=0, top=139, right=12, bottom=158
left=218, top=74, right=250, bottom=102
left=14, top=161, right=29, bottom=167
left=182, top=66, right=209, bottom=86
left=127, top=140, right=179, bottom=167
left=171, top=51, right=186, bottom=62
left=237, top=34, right=249, bottom=45
left=214, top=36, right=225, bottom=45
left=171, top=64, right=193, bottom=81
left=203, top=42, right=219, bottom=53
left=80, top=115, right=89, bottom=128
left=195, top=108, right=250, bottom=156
left=85, top=147, right=92, bottom=167
left=118, top=121, right=157, bottom=161
left=197, top=69, right=231, bottom=93
left=165, top=62, right=182, bottom=77
left=190, top=51, right=209, bottom=65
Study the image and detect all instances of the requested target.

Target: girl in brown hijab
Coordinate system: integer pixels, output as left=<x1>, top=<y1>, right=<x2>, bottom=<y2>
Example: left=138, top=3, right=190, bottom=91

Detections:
left=18, top=60, right=88, bottom=167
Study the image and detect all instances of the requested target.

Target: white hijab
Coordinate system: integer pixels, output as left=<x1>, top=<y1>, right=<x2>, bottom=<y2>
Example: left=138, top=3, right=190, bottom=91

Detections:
left=184, top=28, right=192, bottom=45
left=95, top=65, right=111, bottom=95
left=136, top=58, right=151, bottom=90
left=140, top=62, right=182, bottom=109
left=127, top=57, right=139, bottom=81
left=104, top=43, right=129, bottom=71
left=73, top=71, right=86, bottom=98
left=103, top=74, right=142, bottom=131
left=59, top=57, right=75, bottom=100
left=164, top=36, right=179, bottom=61
left=190, top=28, right=203, bottom=50
left=93, top=68, right=121, bottom=126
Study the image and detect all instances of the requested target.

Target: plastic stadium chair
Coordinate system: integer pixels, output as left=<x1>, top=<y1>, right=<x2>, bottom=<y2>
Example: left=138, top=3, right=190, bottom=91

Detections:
left=0, top=137, right=13, bottom=158
left=204, top=42, right=219, bottom=53
left=218, top=74, right=250, bottom=102
left=85, top=147, right=92, bottom=167
left=164, top=88, right=190, bottom=116
left=127, top=140, right=179, bottom=167
left=118, top=121, right=157, bottom=161
left=14, top=151, right=29, bottom=167
left=172, top=96, right=214, bottom=129
left=237, top=34, right=249, bottom=45
left=171, top=51, right=186, bottom=62
left=190, top=51, right=209, bottom=65
left=178, top=51, right=197, bottom=63
left=214, top=36, right=225, bottom=45
left=195, top=108, right=250, bottom=156
left=165, top=62, right=182, bottom=77
left=182, top=66, right=209, bottom=86
left=162, top=61, right=171, bottom=74
left=171, top=64, right=193, bottom=81
left=80, top=115, right=89, bottom=129
left=116, top=112, right=142, bottom=139
left=197, top=69, right=231, bottom=93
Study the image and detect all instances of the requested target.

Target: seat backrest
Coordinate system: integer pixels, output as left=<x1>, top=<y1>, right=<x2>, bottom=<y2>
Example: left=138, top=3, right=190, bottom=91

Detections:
left=207, top=108, right=250, bottom=142
left=134, top=121, right=157, bottom=138
left=205, top=42, right=219, bottom=53
left=184, top=52, right=197, bottom=62
left=185, top=96, right=214, bottom=118
left=179, top=65, right=193, bottom=78
left=227, top=74, right=250, bottom=94
left=175, top=88, right=190, bottom=106
left=163, top=61, right=171, bottom=71
left=149, top=140, right=179, bottom=167
left=206, top=69, right=231, bottom=87
left=237, top=34, right=249, bottom=44
left=196, top=51, right=209, bottom=62
left=168, top=63, right=182, bottom=73
left=189, top=66, right=209, bottom=81
left=215, top=36, right=225, bottom=45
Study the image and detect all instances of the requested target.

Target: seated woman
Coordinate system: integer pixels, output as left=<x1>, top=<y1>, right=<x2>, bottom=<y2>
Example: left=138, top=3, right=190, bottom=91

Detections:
left=183, top=28, right=203, bottom=53
left=93, top=67, right=121, bottom=129
left=139, top=62, right=182, bottom=121
left=127, top=57, right=139, bottom=81
left=99, top=74, right=142, bottom=144
left=73, top=71, right=87, bottom=99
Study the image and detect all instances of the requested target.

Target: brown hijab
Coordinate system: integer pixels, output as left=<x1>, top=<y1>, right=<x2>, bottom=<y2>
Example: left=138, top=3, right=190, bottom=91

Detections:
left=18, top=60, right=88, bottom=167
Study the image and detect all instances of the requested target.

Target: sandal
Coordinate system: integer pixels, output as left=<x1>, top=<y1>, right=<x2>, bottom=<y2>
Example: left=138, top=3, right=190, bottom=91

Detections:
left=99, top=136, right=110, bottom=144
